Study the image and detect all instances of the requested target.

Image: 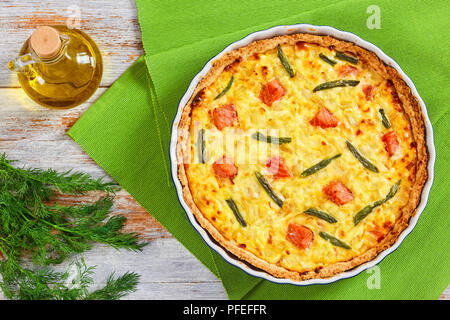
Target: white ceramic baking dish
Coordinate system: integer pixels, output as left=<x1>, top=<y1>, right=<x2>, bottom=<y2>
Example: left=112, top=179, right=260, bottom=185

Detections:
left=170, top=24, right=436, bottom=286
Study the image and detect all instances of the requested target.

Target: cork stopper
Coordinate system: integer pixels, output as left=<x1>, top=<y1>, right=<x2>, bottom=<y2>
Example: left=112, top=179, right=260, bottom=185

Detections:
left=29, top=26, right=61, bottom=58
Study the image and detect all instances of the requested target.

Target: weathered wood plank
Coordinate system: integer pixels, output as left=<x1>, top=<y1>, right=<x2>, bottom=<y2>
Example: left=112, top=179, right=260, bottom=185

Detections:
left=0, top=0, right=143, bottom=87
left=0, top=88, right=106, bottom=174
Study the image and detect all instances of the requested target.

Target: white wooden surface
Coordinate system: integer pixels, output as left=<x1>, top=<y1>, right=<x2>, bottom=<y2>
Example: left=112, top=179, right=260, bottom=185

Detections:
left=0, top=0, right=447, bottom=300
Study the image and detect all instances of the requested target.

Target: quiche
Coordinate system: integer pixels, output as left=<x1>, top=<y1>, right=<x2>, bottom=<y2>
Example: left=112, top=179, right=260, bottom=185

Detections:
left=176, top=33, right=428, bottom=281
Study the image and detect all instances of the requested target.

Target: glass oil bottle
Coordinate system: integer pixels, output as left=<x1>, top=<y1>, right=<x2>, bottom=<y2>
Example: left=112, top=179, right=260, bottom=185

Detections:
left=8, top=25, right=103, bottom=109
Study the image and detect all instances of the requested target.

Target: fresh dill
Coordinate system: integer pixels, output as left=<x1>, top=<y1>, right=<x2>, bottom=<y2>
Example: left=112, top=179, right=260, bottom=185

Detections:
left=0, top=154, right=147, bottom=299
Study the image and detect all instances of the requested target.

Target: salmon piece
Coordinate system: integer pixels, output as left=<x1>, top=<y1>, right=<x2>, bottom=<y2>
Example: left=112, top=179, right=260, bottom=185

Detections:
left=265, top=156, right=291, bottom=179
left=369, top=225, right=386, bottom=242
left=213, top=104, right=238, bottom=130
left=382, top=130, right=400, bottom=156
left=259, top=79, right=286, bottom=106
left=286, top=223, right=314, bottom=249
left=309, top=107, right=339, bottom=128
left=212, top=156, right=238, bottom=179
left=337, top=65, right=360, bottom=77
left=323, top=180, right=354, bottom=205
left=362, top=84, right=374, bottom=101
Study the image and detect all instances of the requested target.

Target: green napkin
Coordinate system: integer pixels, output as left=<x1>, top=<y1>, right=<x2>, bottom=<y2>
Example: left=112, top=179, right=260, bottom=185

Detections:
left=68, top=0, right=450, bottom=299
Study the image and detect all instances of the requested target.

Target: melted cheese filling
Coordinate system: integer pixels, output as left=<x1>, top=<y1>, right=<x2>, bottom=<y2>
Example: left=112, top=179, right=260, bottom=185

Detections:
left=185, top=43, right=416, bottom=273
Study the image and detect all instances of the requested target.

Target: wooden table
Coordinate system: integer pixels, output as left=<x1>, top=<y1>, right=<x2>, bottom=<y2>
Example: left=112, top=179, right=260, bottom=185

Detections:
left=0, top=0, right=447, bottom=300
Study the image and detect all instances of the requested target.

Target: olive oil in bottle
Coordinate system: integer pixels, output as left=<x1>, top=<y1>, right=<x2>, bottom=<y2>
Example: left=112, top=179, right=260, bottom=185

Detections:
left=8, top=25, right=103, bottom=109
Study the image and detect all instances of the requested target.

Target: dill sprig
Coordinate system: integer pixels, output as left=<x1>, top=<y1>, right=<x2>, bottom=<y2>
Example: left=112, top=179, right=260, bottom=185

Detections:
left=0, top=154, right=147, bottom=299
left=0, top=258, right=140, bottom=300
left=85, top=271, right=140, bottom=300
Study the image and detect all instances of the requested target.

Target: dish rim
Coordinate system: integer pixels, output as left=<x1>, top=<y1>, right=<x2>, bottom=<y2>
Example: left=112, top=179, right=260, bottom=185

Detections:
left=169, top=24, right=436, bottom=286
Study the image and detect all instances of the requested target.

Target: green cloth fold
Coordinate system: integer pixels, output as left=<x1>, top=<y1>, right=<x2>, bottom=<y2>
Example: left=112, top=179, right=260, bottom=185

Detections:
left=68, top=0, right=449, bottom=299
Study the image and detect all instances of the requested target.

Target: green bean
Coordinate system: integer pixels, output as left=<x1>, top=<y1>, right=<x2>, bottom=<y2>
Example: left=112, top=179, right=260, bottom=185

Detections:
left=384, top=179, right=401, bottom=202
left=335, top=51, right=359, bottom=64
left=301, top=154, right=341, bottom=177
left=304, top=208, right=338, bottom=223
left=225, top=198, right=247, bottom=227
left=379, top=108, right=391, bottom=129
left=319, top=53, right=337, bottom=66
left=353, top=180, right=401, bottom=225
left=313, top=80, right=360, bottom=92
left=197, top=128, right=206, bottom=164
left=251, top=132, right=292, bottom=145
left=214, top=76, right=234, bottom=100
left=345, top=140, right=379, bottom=173
left=278, top=45, right=295, bottom=77
left=353, top=204, right=376, bottom=226
left=319, top=232, right=351, bottom=249
left=254, top=171, right=284, bottom=208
